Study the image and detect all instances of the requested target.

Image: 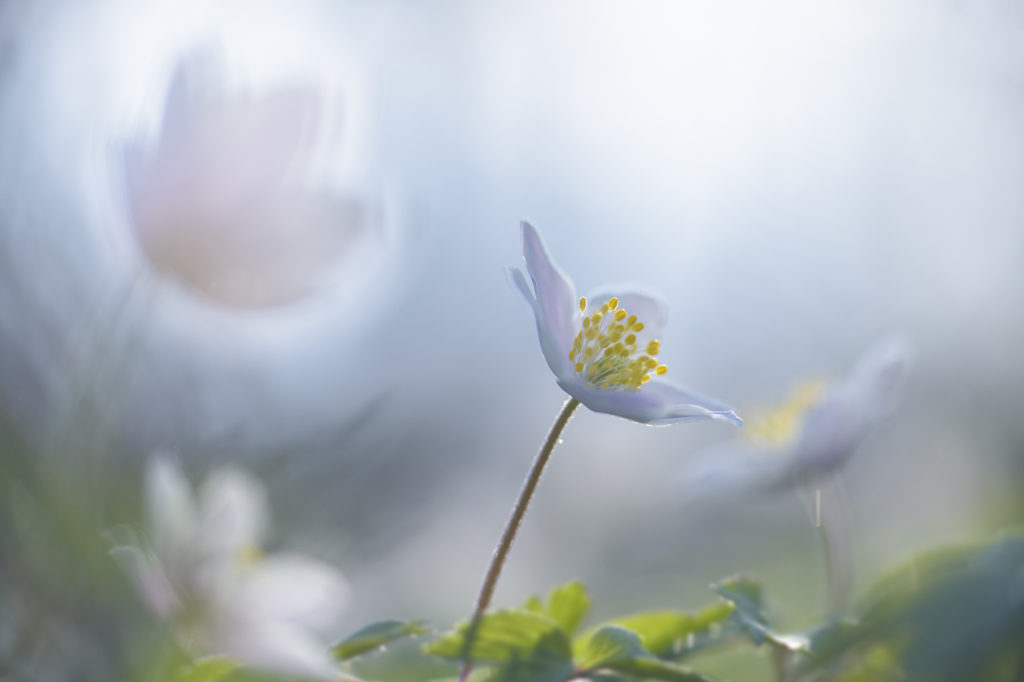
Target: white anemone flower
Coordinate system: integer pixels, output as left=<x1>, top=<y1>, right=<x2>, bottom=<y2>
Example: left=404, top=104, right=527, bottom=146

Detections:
left=122, top=50, right=376, bottom=308
left=509, top=221, right=742, bottom=426
left=684, top=337, right=911, bottom=497
left=113, top=458, right=349, bottom=681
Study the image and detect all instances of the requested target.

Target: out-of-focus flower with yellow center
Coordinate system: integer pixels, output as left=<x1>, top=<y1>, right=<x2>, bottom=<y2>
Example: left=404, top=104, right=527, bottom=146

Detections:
left=684, top=338, right=910, bottom=497
left=112, top=457, right=349, bottom=681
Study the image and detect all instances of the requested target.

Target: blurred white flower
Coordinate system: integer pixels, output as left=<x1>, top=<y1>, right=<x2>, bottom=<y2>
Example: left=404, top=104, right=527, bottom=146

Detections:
left=113, top=457, right=349, bottom=681
left=122, top=50, right=376, bottom=307
left=509, top=221, right=742, bottom=426
left=684, top=337, right=911, bottom=497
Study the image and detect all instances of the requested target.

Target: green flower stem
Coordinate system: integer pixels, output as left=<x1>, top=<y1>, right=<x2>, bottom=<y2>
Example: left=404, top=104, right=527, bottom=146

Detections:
left=797, top=481, right=850, bottom=614
left=813, top=486, right=850, bottom=612
left=459, top=396, right=581, bottom=681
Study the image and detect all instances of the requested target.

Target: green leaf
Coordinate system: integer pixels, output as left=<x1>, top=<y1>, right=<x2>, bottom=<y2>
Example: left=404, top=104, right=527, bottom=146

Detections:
left=578, top=626, right=649, bottom=669
left=424, top=609, right=573, bottom=674
left=523, top=595, right=545, bottom=614
left=858, top=532, right=1024, bottom=681
left=602, top=657, right=719, bottom=682
left=577, top=603, right=735, bottom=659
left=521, top=581, right=591, bottom=635
left=711, top=576, right=808, bottom=653
left=578, top=627, right=717, bottom=682
left=333, top=619, right=431, bottom=661
left=172, top=657, right=237, bottom=682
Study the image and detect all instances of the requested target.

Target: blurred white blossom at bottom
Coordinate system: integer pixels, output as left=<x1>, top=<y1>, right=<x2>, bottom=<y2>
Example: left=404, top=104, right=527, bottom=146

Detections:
left=112, top=458, right=349, bottom=681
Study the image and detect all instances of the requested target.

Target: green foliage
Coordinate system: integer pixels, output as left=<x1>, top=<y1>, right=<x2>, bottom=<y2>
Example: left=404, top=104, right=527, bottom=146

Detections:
left=424, top=581, right=726, bottom=682
left=171, top=657, right=237, bottom=682
left=373, top=533, right=1024, bottom=682
left=793, top=531, right=1024, bottom=682
left=711, top=576, right=809, bottom=653
left=424, top=609, right=574, bottom=682
left=523, top=580, right=591, bottom=635
left=577, top=604, right=735, bottom=659
left=334, top=620, right=431, bottom=661
left=577, top=626, right=715, bottom=682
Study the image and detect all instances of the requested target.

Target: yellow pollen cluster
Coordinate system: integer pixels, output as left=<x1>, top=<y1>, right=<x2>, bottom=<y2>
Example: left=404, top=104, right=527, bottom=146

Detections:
left=747, top=380, right=827, bottom=446
left=569, top=296, right=667, bottom=390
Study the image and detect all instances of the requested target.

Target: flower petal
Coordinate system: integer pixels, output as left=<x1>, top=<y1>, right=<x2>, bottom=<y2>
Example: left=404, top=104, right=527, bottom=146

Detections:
left=518, top=221, right=578, bottom=377
left=232, top=554, right=349, bottom=637
left=110, top=545, right=182, bottom=619
left=583, top=284, right=669, bottom=339
left=678, top=441, right=793, bottom=502
left=204, top=618, right=341, bottom=682
left=791, top=393, right=867, bottom=479
left=506, top=265, right=535, bottom=304
left=196, top=466, right=268, bottom=581
left=791, top=337, right=911, bottom=479
left=841, top=336, right=911, bottom=423
left=558, top=376, right=742, bottom=426
left=145, top=456, right=197, bottom=563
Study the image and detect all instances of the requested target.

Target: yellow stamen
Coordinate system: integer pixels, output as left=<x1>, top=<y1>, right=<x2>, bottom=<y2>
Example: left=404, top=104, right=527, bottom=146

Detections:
left=570, top=296, right=667, bottom=390
left=747, top=380, right=828, bottom=447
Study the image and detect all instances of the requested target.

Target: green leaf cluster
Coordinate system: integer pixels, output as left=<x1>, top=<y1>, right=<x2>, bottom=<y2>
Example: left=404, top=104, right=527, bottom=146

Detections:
left=424, top=581, right=734, bottom=682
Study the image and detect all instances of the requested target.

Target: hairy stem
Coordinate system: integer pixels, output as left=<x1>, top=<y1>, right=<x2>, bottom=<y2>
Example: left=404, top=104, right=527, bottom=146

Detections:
left=459, top=396, right=581, bottom=680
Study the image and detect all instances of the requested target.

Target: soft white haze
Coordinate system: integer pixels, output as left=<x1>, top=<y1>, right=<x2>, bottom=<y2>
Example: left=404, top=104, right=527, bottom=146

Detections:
left=1, top=0, right=1022, bottom=635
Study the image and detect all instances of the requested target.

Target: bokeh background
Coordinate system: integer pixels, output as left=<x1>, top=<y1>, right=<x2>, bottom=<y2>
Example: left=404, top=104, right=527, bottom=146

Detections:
left=2, top=0, right=1023, bottom=679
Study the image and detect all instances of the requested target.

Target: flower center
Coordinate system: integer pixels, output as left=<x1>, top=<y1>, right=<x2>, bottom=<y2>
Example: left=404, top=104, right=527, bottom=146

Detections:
left=747, top=380, right=827, bottom=446
left=569, top=296, right=667, bottom=390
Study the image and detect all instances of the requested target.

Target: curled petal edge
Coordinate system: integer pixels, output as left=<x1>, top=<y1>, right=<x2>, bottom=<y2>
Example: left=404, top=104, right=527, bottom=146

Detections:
left=558, top=377, right=743, bottom=427
left=520, top=222, right=578, bottom=371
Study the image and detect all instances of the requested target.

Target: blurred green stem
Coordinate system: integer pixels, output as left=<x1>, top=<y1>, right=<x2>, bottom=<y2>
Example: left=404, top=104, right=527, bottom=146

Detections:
left=772, top=647, right=790, bottom=682
left=815, top=492, right=840, bottom=611
left=815, top=485, right=851, bottom=612
left=459, top=397, right=580, bottom=681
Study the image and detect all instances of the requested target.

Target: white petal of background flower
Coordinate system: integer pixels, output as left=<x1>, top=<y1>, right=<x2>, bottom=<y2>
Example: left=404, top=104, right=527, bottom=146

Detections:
left=118, top=457, right=347, bottom=680
left=146, top=455, right=198, bottom=566
left=232, top=554, right=350, bottom=638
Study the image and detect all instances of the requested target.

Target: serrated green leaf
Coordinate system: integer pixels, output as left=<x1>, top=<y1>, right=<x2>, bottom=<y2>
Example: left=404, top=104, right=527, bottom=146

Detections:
left=578, top=626, right=649, bottom=668
left=521, top=581, right=590, bottom=635
left=172, top=657, right=236, bottom=682
left=545, top=581, right=590, bottom=635
left=711, top=576, right=808, bottom=653
left=577, top=603, right=735, bottom=659
left=578, top=627, right=717, bottom=682
left=710, top=577, right=763, bottom=628
left=424, top=609, right=572, bottom=665
left=333, top=619, right=431, bottom=661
